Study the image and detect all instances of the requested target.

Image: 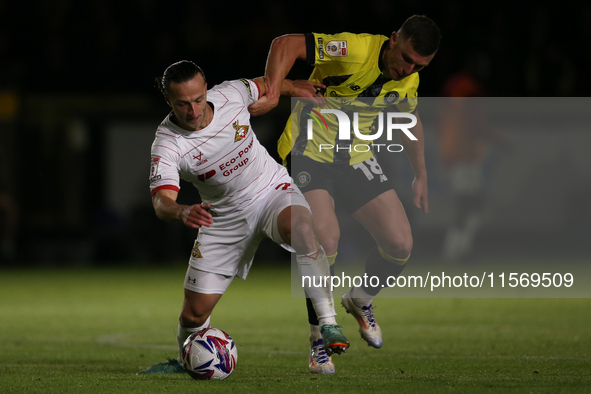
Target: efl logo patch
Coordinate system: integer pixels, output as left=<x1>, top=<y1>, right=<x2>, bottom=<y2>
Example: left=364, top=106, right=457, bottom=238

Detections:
left=149, top=157, right=161, bottom=183
left=325, top=40, right=347, bottom=57
left=150, top=157, right=160, bottom=177
left=233, top=121, right=249, bottom=142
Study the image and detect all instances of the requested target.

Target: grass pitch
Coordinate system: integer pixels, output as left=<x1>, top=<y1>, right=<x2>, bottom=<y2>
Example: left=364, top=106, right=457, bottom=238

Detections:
left=0, top=262, right=589, bottom=393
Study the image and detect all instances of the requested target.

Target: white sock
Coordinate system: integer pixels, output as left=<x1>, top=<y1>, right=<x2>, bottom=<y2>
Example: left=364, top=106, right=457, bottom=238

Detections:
left=318, top=317, right=337, bottom=326
left=297, top=247, right=337, bottom=323
left=309, top=324, right=321, bottom=342
left=350, top=286, right=374, bottom=308
left=176, top=316, right=211, bottom=360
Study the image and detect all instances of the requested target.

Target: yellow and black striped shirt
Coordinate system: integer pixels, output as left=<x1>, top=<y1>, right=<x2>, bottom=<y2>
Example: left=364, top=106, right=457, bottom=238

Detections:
left=278, top=32, right=419, bottom=165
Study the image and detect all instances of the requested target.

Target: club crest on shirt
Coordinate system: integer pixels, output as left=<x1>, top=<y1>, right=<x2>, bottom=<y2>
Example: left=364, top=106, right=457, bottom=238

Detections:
left=191, top=241, right=203, bottom=258
left=233, top=121, right=249, bottom=142
left=325, top=40, right=347, bottom=57
left=295, top=171, right=311, bottom=187
left=384, top=91, right=399, bottom=104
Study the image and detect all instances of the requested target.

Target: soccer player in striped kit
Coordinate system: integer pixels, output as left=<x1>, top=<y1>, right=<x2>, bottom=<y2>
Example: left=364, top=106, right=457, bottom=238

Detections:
left=251, top=15, right=441, bottom=374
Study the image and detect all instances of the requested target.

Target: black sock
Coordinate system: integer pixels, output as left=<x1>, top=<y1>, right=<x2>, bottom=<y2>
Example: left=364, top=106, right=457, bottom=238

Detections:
left=362, top=246, right=406, bottom=296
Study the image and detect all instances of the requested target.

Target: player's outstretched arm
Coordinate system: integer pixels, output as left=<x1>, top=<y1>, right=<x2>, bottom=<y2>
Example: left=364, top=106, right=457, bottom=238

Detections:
left=399, top=111, right=429, bottom=214
left=249, top=78, right=326, bottom=116
left=248, top=34, right=307, bottom=116
left=152, top=189, right=213, bottom=229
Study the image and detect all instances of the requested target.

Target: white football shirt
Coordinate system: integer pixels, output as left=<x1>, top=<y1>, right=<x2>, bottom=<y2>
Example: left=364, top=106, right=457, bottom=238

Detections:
left=149, top=78, right=286, bottom=216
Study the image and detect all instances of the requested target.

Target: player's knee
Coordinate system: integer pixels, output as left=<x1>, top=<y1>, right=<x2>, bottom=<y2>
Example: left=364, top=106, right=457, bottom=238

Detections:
left=291, top=216, right=321, bottom=253
left=318, top=236, right=339, bottom=256
left=291, top=217, right=314, bottom=242
left=402, top=236, right=414, bottom=256
left=281, top=206, right=315, bottom=248
left=180, top=310, right=210, bottom=328
left=397, top=236, right=413, bottom=257
left=381, top=236, right=413, bottom=259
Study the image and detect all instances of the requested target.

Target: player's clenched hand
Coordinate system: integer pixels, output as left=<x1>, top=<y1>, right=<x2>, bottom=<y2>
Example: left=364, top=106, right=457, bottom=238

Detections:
left=248, top=95, right=277, bottom=117
left=248, top=80, right=326, bottom=116
left=181, top=203, right=213, bottom=229
left=412, top=176, right=429, bottom=214
left=249, top=77, right=280, bottom=116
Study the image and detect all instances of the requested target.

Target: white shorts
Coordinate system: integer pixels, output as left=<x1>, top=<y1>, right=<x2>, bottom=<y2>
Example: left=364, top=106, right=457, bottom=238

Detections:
left=184, top=267, right=234, bottom=294
left=183, top=174, right=310, bottom=294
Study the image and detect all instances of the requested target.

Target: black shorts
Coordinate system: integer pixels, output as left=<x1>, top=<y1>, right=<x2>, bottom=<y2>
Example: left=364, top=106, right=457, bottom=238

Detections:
left=290, top=154, right=393, bottom=213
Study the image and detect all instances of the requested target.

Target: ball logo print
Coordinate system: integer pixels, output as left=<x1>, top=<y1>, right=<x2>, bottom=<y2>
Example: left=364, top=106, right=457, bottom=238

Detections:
left=182, top=328, right=237, bottom=380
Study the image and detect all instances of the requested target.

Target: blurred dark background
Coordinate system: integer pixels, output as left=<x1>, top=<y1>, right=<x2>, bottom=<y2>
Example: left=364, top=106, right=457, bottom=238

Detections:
left=1, top=0, right=590, bottom=266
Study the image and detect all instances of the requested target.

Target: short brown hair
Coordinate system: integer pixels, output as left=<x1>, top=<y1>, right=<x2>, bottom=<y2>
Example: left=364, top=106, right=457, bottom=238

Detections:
left=399, top=15, right=441, bottom=57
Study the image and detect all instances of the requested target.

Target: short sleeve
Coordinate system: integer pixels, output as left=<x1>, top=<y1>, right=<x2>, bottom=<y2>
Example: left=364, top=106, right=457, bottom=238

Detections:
left=234, top=79, right=261, bottom=106
left=149, top=139, right=181, bottom=195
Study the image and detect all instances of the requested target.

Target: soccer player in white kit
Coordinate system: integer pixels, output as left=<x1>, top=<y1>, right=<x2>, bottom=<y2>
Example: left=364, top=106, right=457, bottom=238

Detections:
left=137, top=61, right=349, bottom=374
